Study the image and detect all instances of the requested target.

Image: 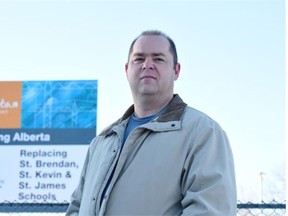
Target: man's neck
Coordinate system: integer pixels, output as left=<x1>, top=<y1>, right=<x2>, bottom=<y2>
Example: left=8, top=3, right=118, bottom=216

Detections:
left=133, top=94, right=173, bottom=118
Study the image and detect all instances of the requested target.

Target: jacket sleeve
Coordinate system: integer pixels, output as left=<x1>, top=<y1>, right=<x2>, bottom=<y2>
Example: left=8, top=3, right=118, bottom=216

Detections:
left=180, top=125, right=237, bottom=216
left=65, top=147, right=91, bottom=216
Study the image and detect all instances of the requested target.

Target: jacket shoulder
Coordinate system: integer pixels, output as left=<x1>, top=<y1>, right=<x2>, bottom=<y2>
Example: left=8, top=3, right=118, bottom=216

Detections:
left=183, top=106, right=225, bottom=132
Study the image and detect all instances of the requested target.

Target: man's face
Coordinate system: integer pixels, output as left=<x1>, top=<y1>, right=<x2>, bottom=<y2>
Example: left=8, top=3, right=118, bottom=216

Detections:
left=125, top=35, right=180, bottom=99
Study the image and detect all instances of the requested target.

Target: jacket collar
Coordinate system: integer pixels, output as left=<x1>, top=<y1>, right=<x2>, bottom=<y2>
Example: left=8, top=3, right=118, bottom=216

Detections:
left=156, top=94, right=187, bottom=122
left=100, top=94, right=187, bottom=136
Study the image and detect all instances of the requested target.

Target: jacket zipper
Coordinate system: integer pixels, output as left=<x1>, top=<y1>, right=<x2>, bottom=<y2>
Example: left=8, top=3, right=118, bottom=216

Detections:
left=95, top=134, right=122, bottom=215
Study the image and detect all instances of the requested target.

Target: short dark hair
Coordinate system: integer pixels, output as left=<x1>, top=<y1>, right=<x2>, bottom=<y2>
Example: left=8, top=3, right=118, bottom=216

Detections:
left=127, top=30, right=178, bottom=67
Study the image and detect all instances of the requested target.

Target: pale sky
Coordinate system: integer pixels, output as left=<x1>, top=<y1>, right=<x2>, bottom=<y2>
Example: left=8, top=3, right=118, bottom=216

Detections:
left=0, top=0, right=285, bottom=202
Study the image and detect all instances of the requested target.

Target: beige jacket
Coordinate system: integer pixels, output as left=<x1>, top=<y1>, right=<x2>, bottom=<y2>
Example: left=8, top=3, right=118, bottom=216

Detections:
left=66, top=95, right=237, bottom=216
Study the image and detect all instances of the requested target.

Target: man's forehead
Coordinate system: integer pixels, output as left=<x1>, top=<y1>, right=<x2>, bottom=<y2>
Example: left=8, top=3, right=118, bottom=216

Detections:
left=132, top=52, right=166, bottom=57
left=132, top=35, right=170, bottom=53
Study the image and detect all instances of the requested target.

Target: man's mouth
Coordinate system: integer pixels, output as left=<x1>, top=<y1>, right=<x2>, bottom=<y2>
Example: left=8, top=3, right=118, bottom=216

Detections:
left=141, top=75, right=156, bottom=79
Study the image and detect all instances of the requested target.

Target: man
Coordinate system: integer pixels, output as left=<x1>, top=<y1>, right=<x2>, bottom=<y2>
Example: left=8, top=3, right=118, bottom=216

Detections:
left=66, top=30, right=237, bottom=216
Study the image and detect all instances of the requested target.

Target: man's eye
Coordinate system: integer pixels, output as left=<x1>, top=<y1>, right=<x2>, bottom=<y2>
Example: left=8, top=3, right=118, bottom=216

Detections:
left=134, top=58, right=144, bottom=63
left=154, top=58, right=164, bottom=62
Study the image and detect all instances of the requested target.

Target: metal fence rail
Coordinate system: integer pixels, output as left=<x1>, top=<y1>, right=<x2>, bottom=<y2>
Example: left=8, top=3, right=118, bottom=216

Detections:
left=237, top=201, right=286, bottom=216
left=0, top=202, right=69, bottom=213
left=0, top=201, right=286, bottom=215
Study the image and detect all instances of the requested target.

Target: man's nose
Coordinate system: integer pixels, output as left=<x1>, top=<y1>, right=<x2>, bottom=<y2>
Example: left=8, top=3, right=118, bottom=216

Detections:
left=142, top=58, right=155, bottom=70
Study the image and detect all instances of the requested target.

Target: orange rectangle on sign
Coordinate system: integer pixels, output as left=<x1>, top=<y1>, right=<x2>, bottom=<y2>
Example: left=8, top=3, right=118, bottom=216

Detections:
left=0, top=82, right=22, bottom=128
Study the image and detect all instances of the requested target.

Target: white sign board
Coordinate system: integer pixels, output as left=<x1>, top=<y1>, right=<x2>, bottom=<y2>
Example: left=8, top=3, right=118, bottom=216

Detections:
left=0, top=80, right=97, bottom=203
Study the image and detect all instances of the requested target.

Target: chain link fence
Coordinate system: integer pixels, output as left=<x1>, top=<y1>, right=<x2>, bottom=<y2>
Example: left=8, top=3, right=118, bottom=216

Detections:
left=0, top=200, right=285, bottom=216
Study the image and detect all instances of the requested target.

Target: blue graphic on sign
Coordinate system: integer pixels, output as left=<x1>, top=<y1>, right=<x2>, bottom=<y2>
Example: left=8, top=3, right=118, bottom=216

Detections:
left=21, top=81, right=97, bottom=129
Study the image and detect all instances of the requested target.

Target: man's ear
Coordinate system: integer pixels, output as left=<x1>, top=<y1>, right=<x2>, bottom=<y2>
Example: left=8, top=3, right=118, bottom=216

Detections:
left=174, top=63, right=181, bottom=80
left=125, top=63, right=129, bottom=77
